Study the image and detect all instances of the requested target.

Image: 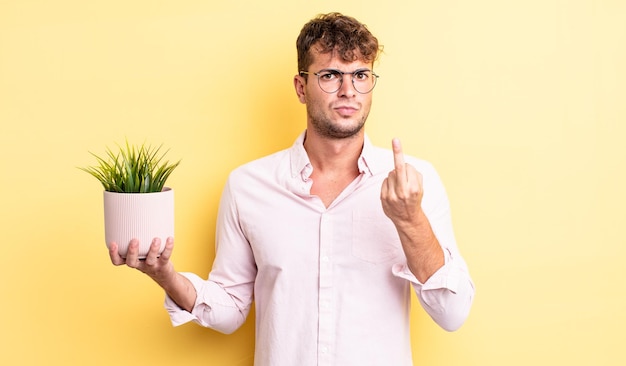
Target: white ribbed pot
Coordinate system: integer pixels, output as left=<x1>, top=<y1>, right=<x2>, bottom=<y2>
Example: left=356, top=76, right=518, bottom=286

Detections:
left=103, top=187, right=174, bottom=259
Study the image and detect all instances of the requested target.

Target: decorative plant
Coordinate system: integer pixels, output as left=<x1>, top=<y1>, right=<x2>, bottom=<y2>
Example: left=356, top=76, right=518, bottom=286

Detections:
left=80, top=141, right=180, bottom=193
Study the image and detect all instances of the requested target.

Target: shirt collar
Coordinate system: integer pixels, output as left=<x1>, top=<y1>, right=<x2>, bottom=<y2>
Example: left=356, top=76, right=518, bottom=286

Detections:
left=289, top=131, right=384, bottom=180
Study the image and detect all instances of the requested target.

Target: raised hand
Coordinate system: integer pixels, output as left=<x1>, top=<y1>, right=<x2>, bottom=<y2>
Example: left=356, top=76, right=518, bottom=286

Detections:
left=380, top=138, right=424, bottom=226
left=381, top=138, right=444, bottom=282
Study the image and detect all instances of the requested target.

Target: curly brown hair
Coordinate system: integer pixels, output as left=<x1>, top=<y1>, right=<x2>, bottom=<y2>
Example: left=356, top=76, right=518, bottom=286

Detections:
left=296, top=12, right=382, bottom=73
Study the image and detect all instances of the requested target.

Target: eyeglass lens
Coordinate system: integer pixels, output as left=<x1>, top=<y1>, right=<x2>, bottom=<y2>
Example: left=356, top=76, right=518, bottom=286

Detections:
left=317, top=70, right=377, bottom=94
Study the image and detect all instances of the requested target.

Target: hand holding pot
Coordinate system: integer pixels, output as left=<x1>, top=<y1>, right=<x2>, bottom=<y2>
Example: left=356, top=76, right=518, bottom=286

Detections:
left=109, top=237, right=176, bottom=285
left=108, top=237, right=196, bottom=312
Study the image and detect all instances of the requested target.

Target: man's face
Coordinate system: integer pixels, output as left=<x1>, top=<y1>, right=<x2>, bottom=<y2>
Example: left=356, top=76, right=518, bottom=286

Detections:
left=297, top=49, right=375, bottom=140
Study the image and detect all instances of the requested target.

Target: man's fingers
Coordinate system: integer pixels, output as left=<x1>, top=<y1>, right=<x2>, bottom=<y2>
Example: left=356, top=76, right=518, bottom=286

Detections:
left=392, top=138, right=407, bottom=181
left=159, top=237, right=175, bottom=262
left=109, top=242, right=125, bottom=266
left=144, top=238, right=162, bottom=266
left=125, top=239, right=141, bottom=268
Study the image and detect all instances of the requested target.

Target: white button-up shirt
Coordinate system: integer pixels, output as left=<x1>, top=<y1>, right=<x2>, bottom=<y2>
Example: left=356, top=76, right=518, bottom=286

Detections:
left=166, top=132, right=475, bottom=366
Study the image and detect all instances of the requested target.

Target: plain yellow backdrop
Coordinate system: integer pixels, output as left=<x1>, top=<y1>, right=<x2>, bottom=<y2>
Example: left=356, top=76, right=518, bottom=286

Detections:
left=1, top=1, right=625, bottom=365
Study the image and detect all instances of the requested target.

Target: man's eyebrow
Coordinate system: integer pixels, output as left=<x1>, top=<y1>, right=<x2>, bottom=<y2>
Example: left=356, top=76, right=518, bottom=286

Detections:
left=318, top=68, right=372, bottom=73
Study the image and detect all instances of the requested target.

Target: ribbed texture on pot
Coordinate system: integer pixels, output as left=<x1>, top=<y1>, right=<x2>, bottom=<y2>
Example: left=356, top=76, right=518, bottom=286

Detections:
left=103, top=188, right=174, bottom=258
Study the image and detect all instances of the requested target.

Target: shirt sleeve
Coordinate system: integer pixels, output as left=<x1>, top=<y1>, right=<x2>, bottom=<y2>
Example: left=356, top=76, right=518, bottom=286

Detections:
left=392, top=250, right=475, bottom=332
left=392, top=159, right=475, bottom=331
left=163, top=175, right=256, bottom=334
left=163, top=272, right=251, bottom=334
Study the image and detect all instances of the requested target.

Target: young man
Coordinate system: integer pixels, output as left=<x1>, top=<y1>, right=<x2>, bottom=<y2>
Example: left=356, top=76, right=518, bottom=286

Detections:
left=110, top=12, right=474, bottom=366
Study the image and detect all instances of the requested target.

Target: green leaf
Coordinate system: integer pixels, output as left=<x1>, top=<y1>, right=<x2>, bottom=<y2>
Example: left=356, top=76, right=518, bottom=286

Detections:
left=79, top=140, right=180, bottom=193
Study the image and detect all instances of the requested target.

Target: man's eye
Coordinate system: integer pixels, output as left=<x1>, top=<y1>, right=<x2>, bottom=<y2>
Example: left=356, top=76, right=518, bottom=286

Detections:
left=320, top=72, right=340, bottom=80
left=354, top=71, right=370, bottom=81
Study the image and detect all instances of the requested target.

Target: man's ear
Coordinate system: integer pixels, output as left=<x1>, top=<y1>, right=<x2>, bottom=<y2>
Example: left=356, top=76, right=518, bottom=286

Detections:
left=293, top=75, right=307, bottom=104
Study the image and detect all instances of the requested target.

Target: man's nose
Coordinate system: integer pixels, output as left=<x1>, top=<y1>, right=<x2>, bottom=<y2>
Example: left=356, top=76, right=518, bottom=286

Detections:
left=337, top=74, right=356, bottom=96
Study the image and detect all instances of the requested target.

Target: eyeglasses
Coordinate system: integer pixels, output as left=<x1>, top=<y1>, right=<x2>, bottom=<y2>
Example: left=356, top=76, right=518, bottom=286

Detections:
left=299, top=68, right=379, bottom=94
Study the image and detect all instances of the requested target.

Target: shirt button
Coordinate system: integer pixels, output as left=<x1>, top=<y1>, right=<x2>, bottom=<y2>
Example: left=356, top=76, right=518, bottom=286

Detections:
left=321, top=346, right=328, bottom=354
left=321, top=256, right=329, bottom=262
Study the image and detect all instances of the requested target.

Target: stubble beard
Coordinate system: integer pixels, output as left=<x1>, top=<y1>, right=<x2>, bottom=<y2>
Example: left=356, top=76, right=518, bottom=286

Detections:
left=307, top=108, right=369, bottom=140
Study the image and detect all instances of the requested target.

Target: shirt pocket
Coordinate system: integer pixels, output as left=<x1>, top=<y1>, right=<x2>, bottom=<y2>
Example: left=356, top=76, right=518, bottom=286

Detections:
left=351, top=211, right=402, bottom=264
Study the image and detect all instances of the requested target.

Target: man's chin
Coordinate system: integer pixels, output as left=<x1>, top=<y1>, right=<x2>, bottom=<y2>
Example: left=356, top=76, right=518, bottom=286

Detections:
left=326, top=124, right=365, bottom=139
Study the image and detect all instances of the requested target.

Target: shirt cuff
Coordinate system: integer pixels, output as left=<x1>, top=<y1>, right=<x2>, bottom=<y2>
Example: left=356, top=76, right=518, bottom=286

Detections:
left=391, top=247, right=461, bottom=293
left=164, top=272, right=205, bottom=326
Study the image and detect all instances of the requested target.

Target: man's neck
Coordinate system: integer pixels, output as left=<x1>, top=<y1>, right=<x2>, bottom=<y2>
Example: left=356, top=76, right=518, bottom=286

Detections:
left=303, top=130, right=364, bottom=174
left=303, top=130, right=364, bottom=208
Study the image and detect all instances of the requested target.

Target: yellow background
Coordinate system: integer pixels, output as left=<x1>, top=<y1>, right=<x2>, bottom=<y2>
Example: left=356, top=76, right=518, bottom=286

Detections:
left=1, top=1, right=624, bottom=365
